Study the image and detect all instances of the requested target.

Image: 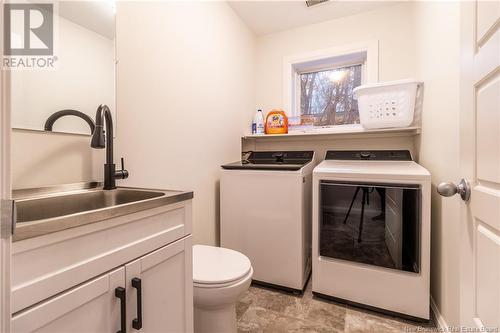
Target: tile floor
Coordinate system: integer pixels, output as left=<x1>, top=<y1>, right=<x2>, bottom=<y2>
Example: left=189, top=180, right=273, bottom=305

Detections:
left=237, top=280, right=436, bottom=333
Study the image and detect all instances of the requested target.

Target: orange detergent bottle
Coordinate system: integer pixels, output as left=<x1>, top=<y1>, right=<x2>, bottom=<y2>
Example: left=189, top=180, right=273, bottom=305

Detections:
left=265, top=109, right=288, bottom=134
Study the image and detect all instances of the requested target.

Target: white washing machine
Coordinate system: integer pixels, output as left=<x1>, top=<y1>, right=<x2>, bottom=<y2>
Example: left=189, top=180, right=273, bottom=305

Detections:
left=221, top=151, right=314, bottom=292
left=312, top=150, right=431, bottom=320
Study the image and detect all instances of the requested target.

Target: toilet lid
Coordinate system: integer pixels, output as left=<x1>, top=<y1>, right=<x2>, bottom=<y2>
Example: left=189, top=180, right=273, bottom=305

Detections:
left=193, top=245, right=252, bottom=285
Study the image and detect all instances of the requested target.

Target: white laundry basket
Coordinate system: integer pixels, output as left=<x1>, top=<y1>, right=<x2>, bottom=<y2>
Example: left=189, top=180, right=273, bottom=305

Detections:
left=353, top=79, right=422, bottom=129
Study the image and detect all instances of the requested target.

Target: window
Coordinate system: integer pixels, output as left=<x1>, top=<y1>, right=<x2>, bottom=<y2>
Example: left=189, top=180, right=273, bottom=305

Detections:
left=283, top=41, right=378, bottom=131
left=299, top=64, right=362, bottom=126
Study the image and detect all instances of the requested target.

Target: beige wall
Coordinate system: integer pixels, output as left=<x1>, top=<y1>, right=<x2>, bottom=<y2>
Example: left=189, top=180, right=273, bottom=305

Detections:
left=414, top=1, right=461, bottom=326
left=114, top=1, right=256, bottom=246
left=255, top=3, right=417, bottom=115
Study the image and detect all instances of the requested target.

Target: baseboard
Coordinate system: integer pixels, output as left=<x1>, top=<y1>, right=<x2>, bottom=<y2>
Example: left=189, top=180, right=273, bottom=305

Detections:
left=251, top=280, right=304, bottom=295
left=430, top=296, right=449, bottom=332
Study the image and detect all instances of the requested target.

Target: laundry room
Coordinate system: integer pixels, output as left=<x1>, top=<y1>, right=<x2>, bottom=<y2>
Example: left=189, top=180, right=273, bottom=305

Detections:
left=2, top=1, right=498, bottom=333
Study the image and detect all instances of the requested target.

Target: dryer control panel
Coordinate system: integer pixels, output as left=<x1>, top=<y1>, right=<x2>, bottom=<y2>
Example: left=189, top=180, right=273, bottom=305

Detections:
left=325, top=150, right=412, bottom=161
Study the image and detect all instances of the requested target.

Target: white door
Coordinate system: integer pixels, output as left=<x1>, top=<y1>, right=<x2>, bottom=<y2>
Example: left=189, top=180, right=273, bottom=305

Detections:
left=11, top=267, right=126, bottom=333
left=0, top=0, right=12, bottom=332
left=451, top=1, right=500, bottom=330
left=125, top=236, right=193, bottom=333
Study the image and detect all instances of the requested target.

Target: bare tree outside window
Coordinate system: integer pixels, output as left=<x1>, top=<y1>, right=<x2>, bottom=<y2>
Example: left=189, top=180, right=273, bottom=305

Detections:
left=300, top=64, right=362, bottom=126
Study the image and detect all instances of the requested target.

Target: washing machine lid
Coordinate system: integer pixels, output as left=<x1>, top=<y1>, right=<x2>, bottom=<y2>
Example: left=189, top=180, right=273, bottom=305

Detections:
left=193, top=245, right=252, bottom=285
left=315, top=150, right=430, bottom=180
left=221, top=151, right=313, bottom=171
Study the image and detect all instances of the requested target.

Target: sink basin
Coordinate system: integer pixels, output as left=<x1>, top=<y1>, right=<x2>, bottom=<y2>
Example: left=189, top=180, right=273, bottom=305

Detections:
left=13, top=183, right=193, bottom=241
left=16, top=189, right=164, bottom=223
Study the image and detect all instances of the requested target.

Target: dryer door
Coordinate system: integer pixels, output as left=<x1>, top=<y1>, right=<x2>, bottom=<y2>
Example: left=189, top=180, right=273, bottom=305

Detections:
left=319, top=181, right=421, bottom=273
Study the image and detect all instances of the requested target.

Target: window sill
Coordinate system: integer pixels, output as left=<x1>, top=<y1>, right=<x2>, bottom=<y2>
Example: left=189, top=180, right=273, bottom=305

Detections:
left=242, top=126, right=421, bottom=140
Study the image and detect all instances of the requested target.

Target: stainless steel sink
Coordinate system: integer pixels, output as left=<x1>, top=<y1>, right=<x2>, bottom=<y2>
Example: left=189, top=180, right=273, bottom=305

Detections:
left=16, top=189, right=164, bottom=223
left=13, top=182, right=193, bottom=241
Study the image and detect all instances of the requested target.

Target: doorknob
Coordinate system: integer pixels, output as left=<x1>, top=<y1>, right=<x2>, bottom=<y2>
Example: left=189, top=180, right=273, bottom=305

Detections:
left=437, top=178, right=471, bottom=201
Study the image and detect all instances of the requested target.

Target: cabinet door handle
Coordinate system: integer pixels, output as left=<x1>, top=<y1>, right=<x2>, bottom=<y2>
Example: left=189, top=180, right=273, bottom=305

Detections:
left=132, top=277, right=143, bottom=330
left=115, top=287, right=126, bottom=333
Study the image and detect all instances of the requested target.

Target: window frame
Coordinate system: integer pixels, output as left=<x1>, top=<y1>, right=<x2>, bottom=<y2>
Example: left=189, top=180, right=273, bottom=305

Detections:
left=283, top=40, right=379, bottom=132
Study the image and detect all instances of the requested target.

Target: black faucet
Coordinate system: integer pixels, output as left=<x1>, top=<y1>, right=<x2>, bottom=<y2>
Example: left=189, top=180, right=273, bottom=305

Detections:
left=91, top=104, right=129, bottom=190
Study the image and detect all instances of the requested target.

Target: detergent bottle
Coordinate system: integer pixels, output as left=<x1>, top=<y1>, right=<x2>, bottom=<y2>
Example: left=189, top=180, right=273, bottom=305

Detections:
left=252, top=109, right=265, bottom=134
left=265, top=109, right=288, bottom=134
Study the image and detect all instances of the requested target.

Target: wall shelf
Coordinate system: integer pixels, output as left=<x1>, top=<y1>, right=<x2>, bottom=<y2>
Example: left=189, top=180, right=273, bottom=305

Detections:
left=243, top=126, right=421, bottom=141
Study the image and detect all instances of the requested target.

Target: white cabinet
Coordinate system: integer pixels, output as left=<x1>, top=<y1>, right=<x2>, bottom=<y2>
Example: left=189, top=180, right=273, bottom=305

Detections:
left=11, top=194, right=194, bottom=333
left=126, top=237, right=193, bottom=333
left=12, top=267, right=125, bottom=333
left=12, top=236, right=192, bottom=333
left=12, top=201, right=192, bottom=313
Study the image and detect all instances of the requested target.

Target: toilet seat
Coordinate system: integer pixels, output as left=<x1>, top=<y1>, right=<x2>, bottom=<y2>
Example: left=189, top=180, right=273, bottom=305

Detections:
left=194, top=268, right=253, bottom=289
left=193, top=245, right=252, bottom=287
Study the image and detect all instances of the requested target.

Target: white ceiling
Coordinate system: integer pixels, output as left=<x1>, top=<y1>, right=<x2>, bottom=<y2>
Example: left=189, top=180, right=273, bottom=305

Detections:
left=227, top=0, right=401, bottom=36
left=58, top=1, right=115, bottom=39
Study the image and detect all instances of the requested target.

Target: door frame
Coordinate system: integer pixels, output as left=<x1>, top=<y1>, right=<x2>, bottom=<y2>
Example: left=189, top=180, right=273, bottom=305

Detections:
left=459, top=0, right=474, bottom=328
left=0, top=0, right=12, bottom=331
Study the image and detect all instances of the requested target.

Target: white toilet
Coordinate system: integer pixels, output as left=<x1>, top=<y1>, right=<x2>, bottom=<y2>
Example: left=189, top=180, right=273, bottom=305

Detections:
left=193, top=245, right=253, bottom=333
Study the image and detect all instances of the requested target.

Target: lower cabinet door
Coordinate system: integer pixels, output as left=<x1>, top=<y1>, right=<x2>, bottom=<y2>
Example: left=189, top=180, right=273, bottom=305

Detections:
left=126, top=236, right=193, bottom=333
left=12, top=267, right=126, bottom=333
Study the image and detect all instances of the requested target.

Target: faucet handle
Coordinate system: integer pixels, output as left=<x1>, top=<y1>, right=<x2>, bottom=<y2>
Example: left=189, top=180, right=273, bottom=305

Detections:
left=114, top=157, right=129, bottom=180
